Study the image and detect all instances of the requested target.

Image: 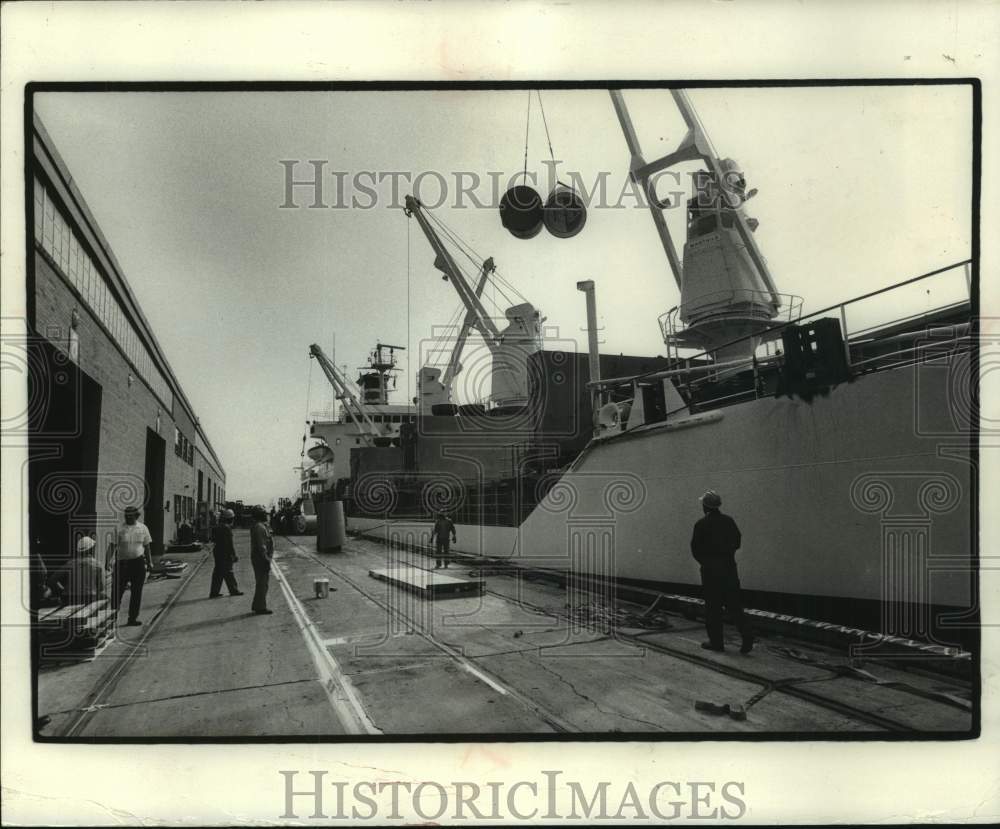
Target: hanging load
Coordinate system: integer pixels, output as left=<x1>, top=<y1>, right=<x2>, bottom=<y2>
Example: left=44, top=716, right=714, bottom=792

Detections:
left=499, top=179, right=544, bottom=239
left=543, top=181, right=587, bottom=238
left=502, top=91, right=588, bottom=240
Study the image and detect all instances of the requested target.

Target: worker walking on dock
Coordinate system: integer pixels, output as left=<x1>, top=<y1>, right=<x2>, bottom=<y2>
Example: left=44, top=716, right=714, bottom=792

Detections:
left=431, top=512, right=457, bottom=569
left=250, top=508, right=275, bottom=615
left=691, top=490, right=754, bottom=654
left=113, top=505, right=152, bottom=627
left=209, top=509, right=243, bottom=598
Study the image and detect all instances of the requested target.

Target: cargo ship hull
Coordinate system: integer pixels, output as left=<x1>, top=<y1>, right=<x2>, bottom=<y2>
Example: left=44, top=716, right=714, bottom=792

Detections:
left=347, top=348, right=974, bottom=646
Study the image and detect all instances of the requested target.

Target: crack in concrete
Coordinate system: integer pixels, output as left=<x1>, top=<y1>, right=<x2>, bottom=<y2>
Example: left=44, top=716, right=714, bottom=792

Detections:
left=47, top=677, right=317, bottom=716
left=346, top=659, right=444, bottom=677
left=527, top=655, right=668, bottom=731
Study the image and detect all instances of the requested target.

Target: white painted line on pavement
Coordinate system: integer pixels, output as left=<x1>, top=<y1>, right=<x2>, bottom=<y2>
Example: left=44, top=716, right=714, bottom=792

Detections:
left=461, top=663, right=510, bottom=696
left=272, top=558, right=382, bottom=735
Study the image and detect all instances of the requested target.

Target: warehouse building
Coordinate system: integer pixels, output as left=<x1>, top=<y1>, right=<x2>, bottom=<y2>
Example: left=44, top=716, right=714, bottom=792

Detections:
left=27, top=113, right=226, bottom=569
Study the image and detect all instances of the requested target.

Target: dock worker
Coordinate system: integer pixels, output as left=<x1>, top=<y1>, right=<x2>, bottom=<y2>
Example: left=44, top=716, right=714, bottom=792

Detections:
left=113, top=505, right=153, bottom=627
left=62, top=535, right=107, bottom=604
left=250, top=508, right=275, bottom=615
left=209, top=509, right=243, bottom=598
left=431, top=511, right=457, bottom=569
left=690, top=490, right=754, bottom=654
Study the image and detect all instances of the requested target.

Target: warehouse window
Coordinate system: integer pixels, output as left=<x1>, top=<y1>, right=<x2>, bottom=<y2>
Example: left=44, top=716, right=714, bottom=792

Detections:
left=33, top=179, right=44, bottom=239
left=34, top=177, right=174, bottom=411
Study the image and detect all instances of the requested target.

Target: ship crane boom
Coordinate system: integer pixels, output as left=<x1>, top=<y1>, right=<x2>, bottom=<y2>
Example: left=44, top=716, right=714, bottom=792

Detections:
left=609, top=89, right=781, bottom=308
left=405, top=194, right=543, bottom=410
left=309, top=343, right=378, bottom=446
left=404, top=195, right=502, bottom=349
left=442, top=257, right=494, bottom=388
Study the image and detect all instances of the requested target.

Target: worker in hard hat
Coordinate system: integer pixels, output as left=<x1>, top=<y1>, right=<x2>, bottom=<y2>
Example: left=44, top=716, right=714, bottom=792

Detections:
left=209, top=509, right=243, bottom=598
left=690, top=490, right=754, bottom=654
left=56, top=534, right=107, bottom=604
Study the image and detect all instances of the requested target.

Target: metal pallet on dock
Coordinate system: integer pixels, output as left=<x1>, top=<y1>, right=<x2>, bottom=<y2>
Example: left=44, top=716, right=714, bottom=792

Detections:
left=368, top=565, right=484, bottom=599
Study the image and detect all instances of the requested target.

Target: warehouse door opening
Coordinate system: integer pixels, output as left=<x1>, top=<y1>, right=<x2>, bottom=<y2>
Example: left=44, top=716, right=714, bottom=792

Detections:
left=143, top=428, right=166, bottom=556
left=27, top=339, right=102, bottom=571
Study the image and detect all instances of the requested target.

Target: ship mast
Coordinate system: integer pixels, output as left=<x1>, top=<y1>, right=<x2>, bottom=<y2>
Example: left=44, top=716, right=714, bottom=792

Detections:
left=360, top=342, right=405, bottom=406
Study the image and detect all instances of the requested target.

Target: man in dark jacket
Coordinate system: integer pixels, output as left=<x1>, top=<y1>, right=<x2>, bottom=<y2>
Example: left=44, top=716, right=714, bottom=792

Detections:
left=431, top=512, right=457, bottom=569
left=250, top=508, right=275, bottom=615
left=209, top=509, right=243, bottom=598
left=690, top=490, right=754, bottom=654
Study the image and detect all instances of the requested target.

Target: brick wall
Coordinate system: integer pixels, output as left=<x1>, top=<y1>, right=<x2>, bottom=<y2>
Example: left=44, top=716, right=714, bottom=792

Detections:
left=33, top=250, right=221, bottom=550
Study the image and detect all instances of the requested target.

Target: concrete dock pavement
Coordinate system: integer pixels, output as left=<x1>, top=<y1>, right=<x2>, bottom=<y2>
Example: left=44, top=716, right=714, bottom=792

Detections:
left=35, top=530, right=973, bottom=738
left=38, top=531, right=349, bottom=738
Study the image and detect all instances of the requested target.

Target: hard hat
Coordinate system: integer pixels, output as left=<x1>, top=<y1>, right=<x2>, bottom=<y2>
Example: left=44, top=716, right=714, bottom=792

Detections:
left=700, top=490, right=722, bottom=509
left=76, top=536, right=96, bottom=553
left=223, top=508, right=235, bottom=520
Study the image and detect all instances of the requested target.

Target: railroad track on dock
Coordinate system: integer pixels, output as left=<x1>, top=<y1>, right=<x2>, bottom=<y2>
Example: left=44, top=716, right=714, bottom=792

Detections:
left=282, top=539, right=580, bottom=733
left=332, top=538, right=964, bottom=734
left=55, top=551, right=212, bottom=739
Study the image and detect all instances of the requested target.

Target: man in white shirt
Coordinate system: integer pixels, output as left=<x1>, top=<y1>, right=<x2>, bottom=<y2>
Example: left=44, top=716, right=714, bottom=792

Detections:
left=114, top=505, right=152, bottom=626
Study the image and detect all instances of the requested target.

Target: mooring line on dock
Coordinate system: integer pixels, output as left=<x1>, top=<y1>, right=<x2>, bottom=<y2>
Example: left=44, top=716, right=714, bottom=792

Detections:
left=271, top=556, right=383, bottom=736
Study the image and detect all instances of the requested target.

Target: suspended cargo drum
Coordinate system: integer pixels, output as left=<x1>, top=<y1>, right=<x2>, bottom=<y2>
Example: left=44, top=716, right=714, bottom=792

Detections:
left=542, top=183, right=587, bottom=238
left=499, top=183, right=544, bottom=239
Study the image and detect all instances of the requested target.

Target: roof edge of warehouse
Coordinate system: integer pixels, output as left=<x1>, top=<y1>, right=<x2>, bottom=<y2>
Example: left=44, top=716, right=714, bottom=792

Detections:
left=31, top=111, right=226, bottom=479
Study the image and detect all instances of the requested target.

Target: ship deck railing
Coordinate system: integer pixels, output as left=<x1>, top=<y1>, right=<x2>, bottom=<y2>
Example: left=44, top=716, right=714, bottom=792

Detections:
left=659, top=289, right=804, bottom=355
left=592, top=259, right=973, bottom=422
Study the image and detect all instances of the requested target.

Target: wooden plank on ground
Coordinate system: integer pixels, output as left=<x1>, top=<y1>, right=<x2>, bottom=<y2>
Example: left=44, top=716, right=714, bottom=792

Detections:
left=68, top=599, right=108, bottom=622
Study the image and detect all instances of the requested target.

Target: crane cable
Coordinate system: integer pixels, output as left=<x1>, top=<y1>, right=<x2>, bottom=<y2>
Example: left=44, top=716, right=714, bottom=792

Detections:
left=406, top=212, right=411, bottom=401
left=301, top=357, right=313, bottom=458
left=537, top=90, right=557, bottom=167
left=423, top=207, right=528, bottom=309
left=522, top=89, right=532, bottom=181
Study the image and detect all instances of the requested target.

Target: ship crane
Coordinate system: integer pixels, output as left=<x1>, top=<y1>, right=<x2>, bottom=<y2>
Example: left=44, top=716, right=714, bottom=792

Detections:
left=404, top=194, right=543, bottom=409
left=308, top=343, right=379, bottom=446
left=610, top=89, right=795, bottom=361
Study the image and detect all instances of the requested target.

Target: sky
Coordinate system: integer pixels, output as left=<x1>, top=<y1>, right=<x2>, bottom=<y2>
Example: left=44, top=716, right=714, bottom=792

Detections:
left=34, top=85, right=972, bottom=503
